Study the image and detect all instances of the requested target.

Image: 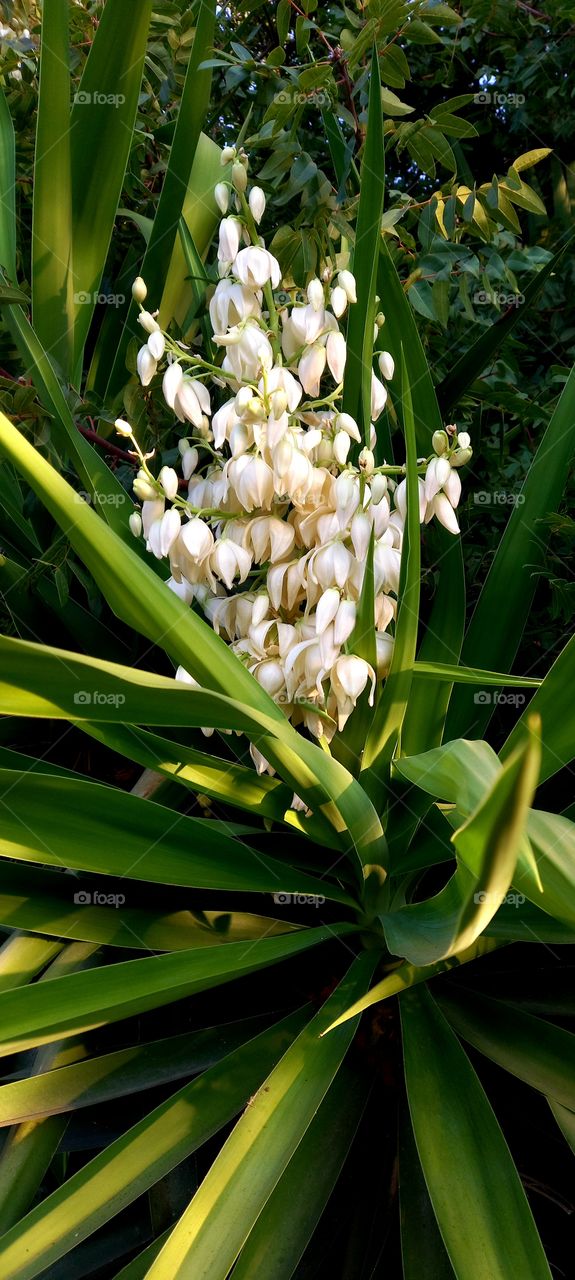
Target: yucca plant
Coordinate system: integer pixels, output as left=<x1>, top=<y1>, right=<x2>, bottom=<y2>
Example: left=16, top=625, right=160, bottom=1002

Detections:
left=0, top=3, right=573, bottom=1278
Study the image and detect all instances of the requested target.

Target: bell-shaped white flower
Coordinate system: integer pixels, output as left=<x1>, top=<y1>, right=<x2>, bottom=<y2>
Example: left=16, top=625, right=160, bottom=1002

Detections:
left=326, top=331, right=346, bottom=383
left=298, top=343, right=326, bottom=397
left=262, top=365, right=303, bottom=412
left=163, top=361, right=183, bottom=410
left=137, top=345, right=157, bottom=387
left=209, top=280, right=261, bottom=334
left=218, top=217, right=242, bottom=263
left=230, top=454, right=275, bottom=511
left=234, top=246, right=281, bottom=290
left=148, top=508, right=181, bottom=558
left=141, top=498, right=165, bottom=537
left=428, top=492, right=460, bottom=534
left=159, top=466, right=179, bottom=500
left=174, top=378, right=210, bottom=428
left=210, top=539, right=252, bottom=589
left=330, top=654, right=375, bottom=729
left=180, top=517, right=214, bottom=561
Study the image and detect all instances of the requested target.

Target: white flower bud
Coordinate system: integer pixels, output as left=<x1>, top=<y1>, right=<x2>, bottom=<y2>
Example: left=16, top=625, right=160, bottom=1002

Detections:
left=307, top=278, right=324, bottom=311
left=159, top=466, right=179, bottom=501
left=270, top=389, right=288, bottom=418
left=137, top=310, right=160, bottom=335
left=131, top=277, right=147, bottom=303
left=371, top=372, right=387, bottom=421
left=133, top=470, right=158, bottom=501
left=147, top=330, right=165, bottom=360
left=330, top=285, right=347, bottom=318
left=359, top=447, right=375, bottom=476
left=333, top=430, right=351, bottom=465
left=376, top=633, right=394, bottom=677
left=316, top=587, right=340, bottom=634
left=232, top=161, right=248, bottom=193
left=221, top=145, right=236, bottom=165
left=334, top=599, right=356, bottom=646
left=298, top=343, right=326, bottom=396
left=444, top=468, right=462, bottom=508
left=136, top=345, right=157, bottom=387
left=248, top=186, right=266, bottom=224
left=334, top=412, right=361, bottom=443
left=457, top=431, right=471, bottom=449
left=435, top=456, right=451, bottom=488
left=431, top=492, right=460, bottom=534
left=129, top=511, right=142, bottom=537
left=214, top=182, right=229, bottom=215
left=326, top=331, right=347, bottom=383
left=378, top=351, right=395, bottom=381
left=451, top=446, right=473, bottom=468
left=371, top=474, right=388, bottom=504
left=432, top=430, right=449, bottom=455
left=182, top=447, right=199, bottom=480
left=337, top=270, right=357, bottom=304
left=351, top=509, right=371, bottom=559
left=114, top=418, right=133, bottom=437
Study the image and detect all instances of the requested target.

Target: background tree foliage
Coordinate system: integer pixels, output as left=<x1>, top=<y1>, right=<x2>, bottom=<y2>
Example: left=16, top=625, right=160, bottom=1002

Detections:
left=0, top=2, right=574, bottom=1276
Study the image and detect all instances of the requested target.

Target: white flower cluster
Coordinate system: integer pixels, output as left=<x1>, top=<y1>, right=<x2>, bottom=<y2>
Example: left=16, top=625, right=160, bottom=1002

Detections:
left=122, top=144, right=472, bottom=764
